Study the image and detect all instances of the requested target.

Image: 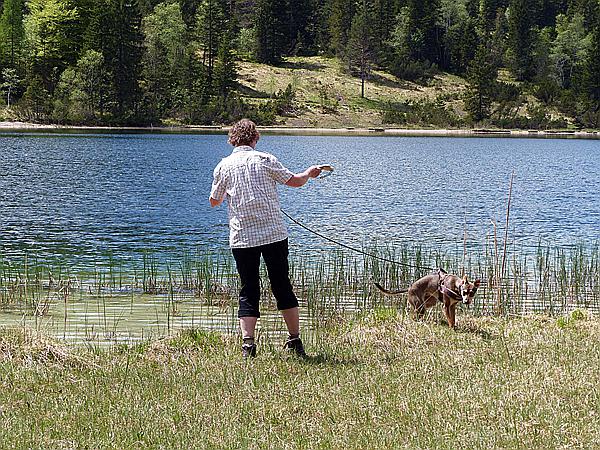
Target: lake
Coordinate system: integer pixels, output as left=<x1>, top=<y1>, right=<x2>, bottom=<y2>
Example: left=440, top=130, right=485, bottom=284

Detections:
left=1, top=132, right=598, bottom=262
left=1, top=132, right=599, bottom=342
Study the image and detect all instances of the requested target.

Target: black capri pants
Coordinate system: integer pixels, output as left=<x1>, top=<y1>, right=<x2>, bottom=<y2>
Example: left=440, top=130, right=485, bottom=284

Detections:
left=231, top=238, right=298, bottom=318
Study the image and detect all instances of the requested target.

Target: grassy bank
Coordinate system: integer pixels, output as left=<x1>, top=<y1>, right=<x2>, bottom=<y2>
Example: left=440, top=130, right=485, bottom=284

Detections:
left=1, top=312, right=599, bottom=449
left=4, top=55, right=591, bottom=132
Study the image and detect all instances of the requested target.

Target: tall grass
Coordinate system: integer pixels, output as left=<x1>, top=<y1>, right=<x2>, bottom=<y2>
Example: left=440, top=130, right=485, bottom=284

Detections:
left=1, top=239, right=599, bottom=344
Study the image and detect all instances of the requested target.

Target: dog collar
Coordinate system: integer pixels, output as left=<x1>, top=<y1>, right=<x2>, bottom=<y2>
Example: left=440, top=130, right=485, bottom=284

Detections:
left=439, top=284, right=462, bottom=302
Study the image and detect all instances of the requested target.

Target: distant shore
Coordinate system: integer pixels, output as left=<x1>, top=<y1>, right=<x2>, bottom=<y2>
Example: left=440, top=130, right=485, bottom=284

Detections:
left=1, top=121, right=599, bottom=139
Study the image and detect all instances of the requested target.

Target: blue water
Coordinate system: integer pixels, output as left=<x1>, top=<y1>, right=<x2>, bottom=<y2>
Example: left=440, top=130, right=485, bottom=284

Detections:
left=1, top=132, right=599, bottom=267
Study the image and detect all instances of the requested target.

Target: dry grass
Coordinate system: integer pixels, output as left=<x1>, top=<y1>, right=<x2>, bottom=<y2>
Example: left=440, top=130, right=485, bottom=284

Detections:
left=237, top=56, right=469, bottom=128
left=1, top=313, right=599, bottom=448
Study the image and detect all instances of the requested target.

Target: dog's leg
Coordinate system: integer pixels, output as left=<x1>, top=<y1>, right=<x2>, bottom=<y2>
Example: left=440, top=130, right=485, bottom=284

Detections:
left=443, top=301, right=457, bottom=329
left=409, top=294, right=426, bottom=320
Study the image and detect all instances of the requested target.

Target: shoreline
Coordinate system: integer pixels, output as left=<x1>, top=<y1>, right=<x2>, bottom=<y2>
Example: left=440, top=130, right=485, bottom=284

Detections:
left=1, top=120, right=599, bottom=139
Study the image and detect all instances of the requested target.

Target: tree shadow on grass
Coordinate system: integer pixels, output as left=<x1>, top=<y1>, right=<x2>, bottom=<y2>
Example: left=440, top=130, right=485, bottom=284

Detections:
left=280, top=60, right=326, bottom=71
left=237, top=82, right=271, bottom=99
left=368, top=72, right=421, bottom=91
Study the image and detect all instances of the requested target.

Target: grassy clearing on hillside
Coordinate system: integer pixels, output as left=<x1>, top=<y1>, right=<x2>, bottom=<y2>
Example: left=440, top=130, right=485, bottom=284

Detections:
left=237, top=56, right=468, bottom=128
left=1, top=313, right=599, bottom=449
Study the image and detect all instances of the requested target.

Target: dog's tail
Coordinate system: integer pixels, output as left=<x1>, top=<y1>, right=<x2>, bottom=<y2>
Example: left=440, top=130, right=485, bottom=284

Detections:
left=374, top=282, right=408, bottom=295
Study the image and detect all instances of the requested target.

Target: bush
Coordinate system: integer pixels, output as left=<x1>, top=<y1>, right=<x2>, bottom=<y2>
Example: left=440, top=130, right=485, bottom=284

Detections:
left=495, top=82, right=522, bottom=102
left=554, top=89, right=579, bottom=117
left=490, top=103, right=569, bottom=130
left=389, top=59, right=438, bottom=83
left=578, top=108, right=600, bottom=129
left=382, top=99, right=462, bottom=127
left=533, top=79, right=560, bottom=105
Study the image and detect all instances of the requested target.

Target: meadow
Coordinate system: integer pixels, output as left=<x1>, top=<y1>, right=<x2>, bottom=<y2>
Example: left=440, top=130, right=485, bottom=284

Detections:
left=1, top=311, right=599, bottom=449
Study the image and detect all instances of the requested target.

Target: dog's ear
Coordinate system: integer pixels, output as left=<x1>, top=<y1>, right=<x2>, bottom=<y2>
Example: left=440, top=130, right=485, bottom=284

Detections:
left=474, top=279, right=481, bottom=288
left=462, top=274, right=468, bottom=284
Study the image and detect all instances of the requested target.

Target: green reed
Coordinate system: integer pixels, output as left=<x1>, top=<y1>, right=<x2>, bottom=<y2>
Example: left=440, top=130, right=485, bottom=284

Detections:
left=1, top=239, right=599, bottom=343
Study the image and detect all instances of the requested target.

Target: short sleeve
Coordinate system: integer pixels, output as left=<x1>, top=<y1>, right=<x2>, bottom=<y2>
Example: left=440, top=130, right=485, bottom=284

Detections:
left=210, top=164, right=227, bottom=201
left=262, top=154, right=294, bottom=184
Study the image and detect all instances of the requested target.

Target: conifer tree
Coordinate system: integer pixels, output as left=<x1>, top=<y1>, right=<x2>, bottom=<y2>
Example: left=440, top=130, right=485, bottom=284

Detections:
left=254, top=0, right=288, bottom=64
left=104, top=0, right=144, bottom=121
left=408, top=0, right=442, bottom=63
left=213, top=28, right=237, bottom=102
left=464, top=43, right=497, bottom=121
left=288, top=0, right=313, bottom=54
left=196, top=0, right=228, bottom=86
left=507, top=0, right=538, bottom=80
left=328, top=0, right=355, bottom=56
left=0, top=0, right=25, bottom=68
left=24, top=0, right=81, bottom=92
left=142, top=1, right=187, bottom=119
left=347, top=0, right=373, bottom=97
left=371, top=0, right=399, bottom=65
left=582, top=15, right=600, bottom=124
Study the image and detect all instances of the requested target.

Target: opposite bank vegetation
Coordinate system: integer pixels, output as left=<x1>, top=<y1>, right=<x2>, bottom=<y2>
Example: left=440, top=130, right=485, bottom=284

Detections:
left=0, top=0, right=599, bottom=130
left=1, top=312, right=599, bottom=448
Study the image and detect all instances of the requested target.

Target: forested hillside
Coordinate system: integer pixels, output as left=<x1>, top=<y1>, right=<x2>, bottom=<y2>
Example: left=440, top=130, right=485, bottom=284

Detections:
left=0, top=0, right=599, bottom=128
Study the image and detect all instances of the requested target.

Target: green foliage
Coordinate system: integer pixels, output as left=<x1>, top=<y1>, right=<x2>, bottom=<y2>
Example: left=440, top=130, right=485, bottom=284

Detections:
left=580, top=14, right=600, bottom=127
left=388, top=6, right=412, bottom=62
left=464, top=44, right=498, bottom=122
left=105, top=0, right=144, bottom=122
left=0, top=0, right=596, bottom=128
left=0, top=67, right=21, bottom=107
left=328, top=0, right=355, bottom=56
left=53, top=50, right=109, bottom=123
left=287, top=0, right=314, bottom=55
left=213, top=29, right=238, bottom=101
left=388, top=0, right=443, bottom=78
left=389, top=53, right=438, bottom=82
left=405, top=0, right=442, bottom=63
left=556, top=309, right=588, bottom=328
left=14, top=74, right=51, bottom=122
left=236, top=27, right=257, bottom=60
left=441, top=6, right=478, bottom=74
left=346, top=0, right=373, bottom=97
left=24, top=0, right=81, bottom=90
left=196, top=0, right=228, bottom=81
left=550, top=13, right=590, bottom=89
left=141, top=1, right=188, bottom=120
left=507, top=0, right=538, bottom=81
left=0, top=0, right=25, bottom=67
left=533, top=78, right=560, bottom=104
left=254, top=0, right=288, bottom=64
left=382, top=98, right=462, bottom=127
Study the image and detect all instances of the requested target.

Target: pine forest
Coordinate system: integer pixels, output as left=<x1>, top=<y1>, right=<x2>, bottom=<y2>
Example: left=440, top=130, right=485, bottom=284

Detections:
left=0, top=0, right=599, bottom=128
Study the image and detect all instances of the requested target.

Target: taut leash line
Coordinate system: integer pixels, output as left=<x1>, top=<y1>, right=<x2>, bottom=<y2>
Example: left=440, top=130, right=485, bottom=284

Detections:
left=280, top=209, right=434, bottom=271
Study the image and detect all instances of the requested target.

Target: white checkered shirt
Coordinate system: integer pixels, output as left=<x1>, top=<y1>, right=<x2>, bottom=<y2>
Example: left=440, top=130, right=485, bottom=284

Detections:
left=210, top=146, right=294, bottom=248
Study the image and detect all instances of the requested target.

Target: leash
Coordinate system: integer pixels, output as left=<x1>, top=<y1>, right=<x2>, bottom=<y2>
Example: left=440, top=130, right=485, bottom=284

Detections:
left=280, top=209, right=435, bottom=271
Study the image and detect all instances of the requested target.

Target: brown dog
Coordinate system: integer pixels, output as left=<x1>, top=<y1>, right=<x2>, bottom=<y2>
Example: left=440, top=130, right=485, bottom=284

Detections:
left=374, top=269, right=481, bottom=328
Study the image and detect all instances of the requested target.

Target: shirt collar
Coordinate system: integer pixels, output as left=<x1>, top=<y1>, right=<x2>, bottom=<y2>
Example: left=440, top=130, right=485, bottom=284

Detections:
left=232, top=145, right=255, bottom=153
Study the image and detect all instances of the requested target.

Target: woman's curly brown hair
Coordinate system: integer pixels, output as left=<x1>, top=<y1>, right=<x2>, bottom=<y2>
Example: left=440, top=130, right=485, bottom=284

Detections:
left=228, top=119, right=260, bottom=147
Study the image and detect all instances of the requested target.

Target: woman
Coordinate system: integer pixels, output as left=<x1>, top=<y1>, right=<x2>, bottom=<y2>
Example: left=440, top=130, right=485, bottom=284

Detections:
left=209, top=119, right=322, bottom=358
